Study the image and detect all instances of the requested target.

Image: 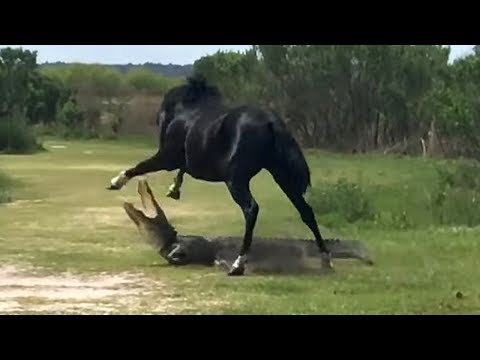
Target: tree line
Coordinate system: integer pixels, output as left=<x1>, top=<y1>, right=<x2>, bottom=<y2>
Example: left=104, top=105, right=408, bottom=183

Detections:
left=3, top=45, right=480, bottom=161
left=41, top=61, right=193, bottom=78
left=0, top=47, right=182, bottom=152
left=193, top=45, right=480, bottom=159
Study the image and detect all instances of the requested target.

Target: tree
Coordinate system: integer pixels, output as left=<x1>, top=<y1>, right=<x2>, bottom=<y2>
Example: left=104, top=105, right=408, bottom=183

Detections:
left=0, top=47, right=38, bottom=117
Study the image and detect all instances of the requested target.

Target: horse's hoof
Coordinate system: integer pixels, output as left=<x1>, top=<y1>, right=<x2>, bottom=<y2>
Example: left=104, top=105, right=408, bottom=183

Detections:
left=109, top=172, right=128, bottom=191
left=322, top=261, right=334, bottom=271
left=166, top=190, right=181, bottom=200
left=320, top=252, right=334, bottom=271
left=227, top=266, right=245, bottom=276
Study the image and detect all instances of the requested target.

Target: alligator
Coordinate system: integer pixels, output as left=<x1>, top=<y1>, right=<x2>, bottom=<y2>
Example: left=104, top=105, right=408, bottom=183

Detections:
left=122, top=179, right=374, bottom=274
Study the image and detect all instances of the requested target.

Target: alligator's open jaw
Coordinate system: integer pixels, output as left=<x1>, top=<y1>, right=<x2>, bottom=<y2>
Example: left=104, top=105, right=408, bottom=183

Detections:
left=122, top=179, right=160, bottom=226
left=123, top=179, right=177, bottom=249
left=137, top=180, right=160, bottom=218
left=123, top=202, right=146, bottom=226
left=123, top=179, right=171, bottom=222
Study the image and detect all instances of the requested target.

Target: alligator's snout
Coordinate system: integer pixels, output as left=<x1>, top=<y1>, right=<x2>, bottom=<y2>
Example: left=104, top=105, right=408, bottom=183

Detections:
left=122, top=180, right=179, bottom=253
left=123, top=202, right=145, bottom=226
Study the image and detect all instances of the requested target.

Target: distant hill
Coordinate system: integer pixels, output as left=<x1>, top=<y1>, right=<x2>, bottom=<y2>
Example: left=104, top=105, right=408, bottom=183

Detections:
left=40, top=62, right=193, bottom=78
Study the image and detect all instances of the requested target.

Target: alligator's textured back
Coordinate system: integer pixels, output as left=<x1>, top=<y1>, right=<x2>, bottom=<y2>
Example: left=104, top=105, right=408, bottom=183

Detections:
left=208, top=237, right=373, bottom=274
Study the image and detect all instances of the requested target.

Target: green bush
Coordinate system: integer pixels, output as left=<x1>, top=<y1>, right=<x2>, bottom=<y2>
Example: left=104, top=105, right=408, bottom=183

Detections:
left=33, top=96, right=100, bottom=140
left=430, top=160, right=480, bottom=226
left=372, top=210, right=414, bottom=230
left=307, top=178, right=374, bottom=226
left=306, top=159, right=480, bottom=230
left=436, top=187, right=480, bottom=226
left=55, top=97, right=87, bottom=137
left=41, top=64, right=130, bottom=97
left=0, top=111, right=42, bottom=154
left=125, top=67, right=181, bottom=94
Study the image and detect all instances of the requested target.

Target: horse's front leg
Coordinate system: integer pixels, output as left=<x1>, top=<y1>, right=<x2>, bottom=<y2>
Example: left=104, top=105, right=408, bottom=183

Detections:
left=166, top=169, right=185, bottom=200
left=108, top=151, right=167, bottom=190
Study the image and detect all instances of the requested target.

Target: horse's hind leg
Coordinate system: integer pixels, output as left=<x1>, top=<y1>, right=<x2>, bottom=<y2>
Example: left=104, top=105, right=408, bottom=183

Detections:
left=225, top=180, right=259, bottom=276
left=289, top=194, right=333, bottom=269
left=166, top=169, right=185, bottom=200
left=271, top=174, right=333, bottom=270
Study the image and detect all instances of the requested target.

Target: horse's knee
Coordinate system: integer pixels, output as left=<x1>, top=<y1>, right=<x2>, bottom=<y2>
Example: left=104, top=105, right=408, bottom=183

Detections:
left=245, top=201, right=259, bottom=223
left=250, top=201, right=259, bottom=216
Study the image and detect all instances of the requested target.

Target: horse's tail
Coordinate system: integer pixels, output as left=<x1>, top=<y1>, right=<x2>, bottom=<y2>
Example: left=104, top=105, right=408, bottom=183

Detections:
left=268, top=115, right=311, bottom=195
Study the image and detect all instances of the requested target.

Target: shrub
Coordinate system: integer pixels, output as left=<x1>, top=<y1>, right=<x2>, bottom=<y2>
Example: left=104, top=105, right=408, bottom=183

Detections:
left=430, top=160, right=480, bottom=227
left=372, top=210, right=414, bottom=230
left=0, top=111, right=42, bottom=154
left=125, top=67, right=181, bottom=94
left=42, top=64, right=130, bottom=97
left=34, top=96, right=99, bottom=140
left=307, top=178, right=374, bottom=226
left=55, top=97, right=87, bottom=137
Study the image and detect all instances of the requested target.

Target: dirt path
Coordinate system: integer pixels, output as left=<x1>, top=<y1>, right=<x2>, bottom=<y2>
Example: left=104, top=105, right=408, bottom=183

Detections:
left=0, top=265, right=186, bottom=314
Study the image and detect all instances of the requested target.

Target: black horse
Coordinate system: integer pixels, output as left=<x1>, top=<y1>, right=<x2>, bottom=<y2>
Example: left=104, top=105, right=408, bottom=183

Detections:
left=108, top=75, right=333, bottom=276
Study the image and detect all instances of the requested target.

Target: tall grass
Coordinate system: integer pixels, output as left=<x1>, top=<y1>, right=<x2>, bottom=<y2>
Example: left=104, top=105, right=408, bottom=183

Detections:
left=0, top=170, right=14, bottom=204
left=306, top=158, right=480, bottom=230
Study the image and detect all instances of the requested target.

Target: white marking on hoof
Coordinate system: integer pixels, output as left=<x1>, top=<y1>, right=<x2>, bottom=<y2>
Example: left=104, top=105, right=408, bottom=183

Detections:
left=320, top=252, right=334, bottom=269
left=110, top=171, right=129, bottom=189
left=232, top=255, right=247, bottom=269
left=166, top=183, right=181, bottom=200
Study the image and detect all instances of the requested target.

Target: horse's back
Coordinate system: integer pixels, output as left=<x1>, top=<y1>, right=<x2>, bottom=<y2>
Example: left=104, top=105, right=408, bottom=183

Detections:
left=184, top=105, right=276, bottom=181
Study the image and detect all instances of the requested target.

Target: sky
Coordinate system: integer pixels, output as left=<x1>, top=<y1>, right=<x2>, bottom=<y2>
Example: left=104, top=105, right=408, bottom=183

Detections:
left=0, top=45, right=475, bottom=65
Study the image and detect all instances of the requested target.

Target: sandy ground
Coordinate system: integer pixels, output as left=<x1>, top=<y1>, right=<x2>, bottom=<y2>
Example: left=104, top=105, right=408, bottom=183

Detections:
left=0, top=197, right=230, bottom=315
left=0, top=264, right=184, bottom=314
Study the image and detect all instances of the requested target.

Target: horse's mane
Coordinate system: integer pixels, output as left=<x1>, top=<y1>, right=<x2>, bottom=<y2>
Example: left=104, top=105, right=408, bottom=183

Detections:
left=184, top=74, right=222, bottom=104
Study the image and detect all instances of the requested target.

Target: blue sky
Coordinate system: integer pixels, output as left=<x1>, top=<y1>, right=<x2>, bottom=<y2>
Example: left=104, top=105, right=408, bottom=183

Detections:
left=0, top=45, right=474, bottom=65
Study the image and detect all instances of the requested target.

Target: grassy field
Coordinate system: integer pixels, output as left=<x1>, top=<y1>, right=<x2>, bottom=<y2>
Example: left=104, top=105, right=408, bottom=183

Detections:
left=0, top=137, right=479, bottom=314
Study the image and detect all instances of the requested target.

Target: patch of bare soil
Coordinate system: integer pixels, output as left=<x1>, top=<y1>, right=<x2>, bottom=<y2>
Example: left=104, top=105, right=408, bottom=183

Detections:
left=64, top=164, right=131, bottom=171
left=71, top=203, right=224, bottom=229
left=4, top=199, right=46, bottom=208
left=72, top=207, right=127, bottom=228
left=0, top=265, right=186, bottom=314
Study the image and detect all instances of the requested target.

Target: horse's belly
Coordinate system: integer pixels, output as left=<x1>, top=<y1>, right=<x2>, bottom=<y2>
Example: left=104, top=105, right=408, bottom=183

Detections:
left=186, top=163, right=225, bottom=182
left=185, top=150, right=227, bottom=182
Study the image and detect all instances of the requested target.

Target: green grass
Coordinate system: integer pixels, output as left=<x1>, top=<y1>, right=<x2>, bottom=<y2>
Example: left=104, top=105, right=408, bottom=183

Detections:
left=0, top=137, right=479, bottom=314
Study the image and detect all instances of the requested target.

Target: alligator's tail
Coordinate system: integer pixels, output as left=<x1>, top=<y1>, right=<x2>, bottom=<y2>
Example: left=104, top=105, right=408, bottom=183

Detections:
left=305, top=238, right=374, bottom=265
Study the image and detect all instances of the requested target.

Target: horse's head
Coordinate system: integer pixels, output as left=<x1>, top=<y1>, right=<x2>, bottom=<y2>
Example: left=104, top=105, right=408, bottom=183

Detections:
left=156, top=75, right=222, bottom=139
left=123, top=180, right=178, bottom=251
left=168, top=74, right=221, bottom=105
